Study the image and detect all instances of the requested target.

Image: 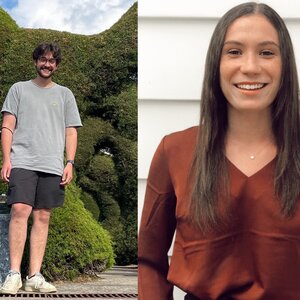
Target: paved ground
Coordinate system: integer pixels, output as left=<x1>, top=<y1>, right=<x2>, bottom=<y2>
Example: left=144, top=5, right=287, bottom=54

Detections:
left=0, top=266, right=137, bottom=299
left=54, top=265, right=138, bottom=294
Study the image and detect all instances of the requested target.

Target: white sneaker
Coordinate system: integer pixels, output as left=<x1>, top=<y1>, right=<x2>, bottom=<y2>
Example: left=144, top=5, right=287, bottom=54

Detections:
left=0, top=270, right=22, bottom=294
left=24, top=273, right=57, bottom=293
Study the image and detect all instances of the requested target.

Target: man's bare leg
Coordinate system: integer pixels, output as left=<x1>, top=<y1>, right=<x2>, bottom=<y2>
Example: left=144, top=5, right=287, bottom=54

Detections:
left=9, top=203, right=32, bottom=272
left=29, top=208, right=51, bottom=276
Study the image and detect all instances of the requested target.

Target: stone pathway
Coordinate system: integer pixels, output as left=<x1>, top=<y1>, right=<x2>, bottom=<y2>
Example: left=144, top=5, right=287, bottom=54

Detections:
left=54, top=266, right=137, bottom=294
left=0, top=266, right=137, bottom=299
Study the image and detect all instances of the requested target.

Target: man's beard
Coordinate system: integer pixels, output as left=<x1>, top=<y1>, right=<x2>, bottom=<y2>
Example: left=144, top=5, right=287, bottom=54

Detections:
left=36, top=66, right=54, bottom=79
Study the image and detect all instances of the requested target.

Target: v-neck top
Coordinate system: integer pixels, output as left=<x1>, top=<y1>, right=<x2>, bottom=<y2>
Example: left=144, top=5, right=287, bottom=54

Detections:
left=138, top=126, right=300, bottom=300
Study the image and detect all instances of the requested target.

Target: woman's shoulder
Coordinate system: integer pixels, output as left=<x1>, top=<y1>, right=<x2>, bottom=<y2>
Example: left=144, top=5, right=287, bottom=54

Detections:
left=161, top=126, right=199, bottom=156
left=164, top=126, right=199, bottom=146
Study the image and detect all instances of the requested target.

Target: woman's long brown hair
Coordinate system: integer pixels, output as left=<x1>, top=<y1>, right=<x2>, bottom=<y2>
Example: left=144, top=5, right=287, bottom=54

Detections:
left=190, top=2, right=300, bottom=231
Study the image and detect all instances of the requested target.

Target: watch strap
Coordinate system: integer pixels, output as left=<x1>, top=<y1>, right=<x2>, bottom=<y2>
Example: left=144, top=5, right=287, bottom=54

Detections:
left=66, top=159, right=75, bottom=166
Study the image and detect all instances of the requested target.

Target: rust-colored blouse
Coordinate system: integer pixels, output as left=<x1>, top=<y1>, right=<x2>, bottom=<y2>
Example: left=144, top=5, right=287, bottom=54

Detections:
left=138, top=126, right=300, bottom=300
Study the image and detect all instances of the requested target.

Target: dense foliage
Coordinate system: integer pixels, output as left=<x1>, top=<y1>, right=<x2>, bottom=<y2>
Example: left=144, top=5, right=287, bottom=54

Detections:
left=22, top=184, right=115, bottom=280
left=0, top=1, right=137, bottom=276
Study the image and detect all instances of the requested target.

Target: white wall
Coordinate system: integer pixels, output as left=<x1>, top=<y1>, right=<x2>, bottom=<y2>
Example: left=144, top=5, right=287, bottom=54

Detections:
left=138, top=1, right=300, bottom=298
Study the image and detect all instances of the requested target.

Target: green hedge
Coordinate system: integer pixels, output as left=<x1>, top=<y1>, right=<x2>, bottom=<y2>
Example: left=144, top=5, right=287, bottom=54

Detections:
left=22, top=183, right=114, bottom=281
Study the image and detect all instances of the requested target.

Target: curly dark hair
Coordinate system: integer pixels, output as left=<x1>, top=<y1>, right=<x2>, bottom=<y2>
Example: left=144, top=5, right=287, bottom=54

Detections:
left=32, top=42, right=62, bottom=65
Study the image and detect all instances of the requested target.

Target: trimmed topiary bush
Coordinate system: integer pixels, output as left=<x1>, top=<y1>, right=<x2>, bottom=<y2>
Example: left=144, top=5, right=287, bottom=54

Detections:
left=101, top=83, right=137, bottom=141
left=22, top=183, right=115, bottom=281
left=81, top=191, right=100, bottom=221
left=87, top=154, right=118, bottom=193
left=76, top=117, right=137, bottom=264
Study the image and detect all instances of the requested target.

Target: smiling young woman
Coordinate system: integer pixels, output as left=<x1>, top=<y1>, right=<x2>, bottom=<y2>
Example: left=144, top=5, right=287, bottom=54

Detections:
left=221, top=14, right=281, bottom=178
left=139, top=2, right=300, bottom=300
left=220, top=15, right=282, bottom=113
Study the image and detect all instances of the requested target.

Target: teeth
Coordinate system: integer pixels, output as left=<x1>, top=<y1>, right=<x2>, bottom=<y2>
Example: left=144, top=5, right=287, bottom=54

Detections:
left=237, top=83, right=265, bottom=90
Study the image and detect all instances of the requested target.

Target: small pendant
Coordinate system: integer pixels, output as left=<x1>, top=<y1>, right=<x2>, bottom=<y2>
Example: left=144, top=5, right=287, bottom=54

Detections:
left=250, top=155, right=255, bottom=160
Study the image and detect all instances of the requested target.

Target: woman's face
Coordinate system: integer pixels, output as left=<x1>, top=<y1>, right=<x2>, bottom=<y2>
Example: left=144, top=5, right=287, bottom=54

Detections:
left=219, top=14, right=282, bottom=113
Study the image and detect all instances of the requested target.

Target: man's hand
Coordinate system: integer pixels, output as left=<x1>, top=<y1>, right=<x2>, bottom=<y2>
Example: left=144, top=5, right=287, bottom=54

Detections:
left=1, top=160, right=12, bottom=182
left=60, top=163, right=73, bottom=186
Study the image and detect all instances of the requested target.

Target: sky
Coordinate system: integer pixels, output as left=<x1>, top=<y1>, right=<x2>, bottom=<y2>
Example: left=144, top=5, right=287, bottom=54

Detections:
left=0, top=0, right=136, bottom=35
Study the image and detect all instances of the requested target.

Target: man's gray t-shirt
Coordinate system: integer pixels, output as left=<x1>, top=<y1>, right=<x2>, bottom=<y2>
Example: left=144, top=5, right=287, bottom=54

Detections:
left=1, top=80, right=82, bottom=176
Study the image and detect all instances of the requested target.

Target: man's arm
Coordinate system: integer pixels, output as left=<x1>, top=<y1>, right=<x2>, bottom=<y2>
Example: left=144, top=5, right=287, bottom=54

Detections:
left=60, top=127, right=78, bottom=186
left=1, top=112, right=16, bottom=182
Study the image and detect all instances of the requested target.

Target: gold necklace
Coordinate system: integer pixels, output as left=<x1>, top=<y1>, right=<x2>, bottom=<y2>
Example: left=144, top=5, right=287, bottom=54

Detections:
left=248, top=141, right=274, bottom=160
left=226, top=135, right=275, bottom=161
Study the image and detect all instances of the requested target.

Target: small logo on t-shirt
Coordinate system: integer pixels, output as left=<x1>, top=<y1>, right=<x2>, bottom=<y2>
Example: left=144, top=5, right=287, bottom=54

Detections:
left=52, top=101, right=58, bottom=107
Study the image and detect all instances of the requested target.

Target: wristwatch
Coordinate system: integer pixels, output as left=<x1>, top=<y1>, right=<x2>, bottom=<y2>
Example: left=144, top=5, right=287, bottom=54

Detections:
left=66, top=160, right=75, bottom=166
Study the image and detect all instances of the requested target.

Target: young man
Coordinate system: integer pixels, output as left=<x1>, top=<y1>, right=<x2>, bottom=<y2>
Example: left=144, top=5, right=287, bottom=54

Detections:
left=0, top=42, right=82, bottom=294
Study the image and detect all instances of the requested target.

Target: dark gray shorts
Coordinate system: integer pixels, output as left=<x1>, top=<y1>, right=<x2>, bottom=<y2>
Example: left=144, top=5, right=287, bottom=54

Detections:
left=7, top=168, right=65, bottom=209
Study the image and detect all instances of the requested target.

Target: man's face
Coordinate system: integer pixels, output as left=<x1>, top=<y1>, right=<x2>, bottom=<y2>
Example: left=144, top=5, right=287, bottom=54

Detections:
left=34, top=51, right=58, bottom=79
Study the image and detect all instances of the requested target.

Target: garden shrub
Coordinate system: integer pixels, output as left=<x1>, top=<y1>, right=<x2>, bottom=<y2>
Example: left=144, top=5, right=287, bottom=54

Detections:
left=101, top=83, right=137, bottom=141
left=22, top=183, right=114, bottom=281
left=81, top=191, right=100, bottom=221
left=87, top=154, right=118, bottom=193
